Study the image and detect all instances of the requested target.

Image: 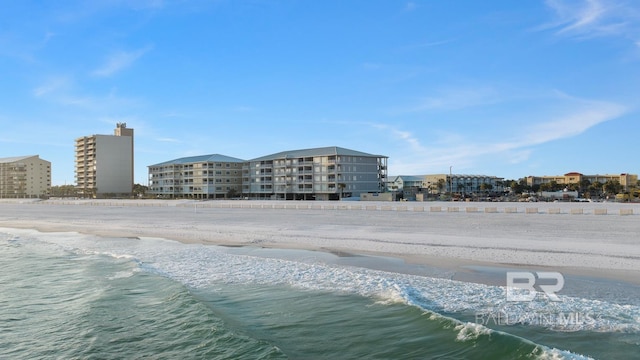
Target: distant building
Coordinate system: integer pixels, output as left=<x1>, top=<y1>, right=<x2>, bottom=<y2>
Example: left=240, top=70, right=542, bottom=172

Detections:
left=0, top=155, right=51, bottom=198
left=148, top=154, right=245, bottom=199
left=387, top=175, right=426, bottom=200
left=387, top=176, right=425, bottom=192
left=389, top=174, right=504, bottom=195
left=526, top=172, right=638, bottom=190
left=75, top=123, right=134, bottom=197
left=244, top=146, right=388, bottom=200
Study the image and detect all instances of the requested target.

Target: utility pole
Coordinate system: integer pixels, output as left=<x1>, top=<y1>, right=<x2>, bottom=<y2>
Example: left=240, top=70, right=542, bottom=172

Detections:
left=449, top=166, right=453, bottom=201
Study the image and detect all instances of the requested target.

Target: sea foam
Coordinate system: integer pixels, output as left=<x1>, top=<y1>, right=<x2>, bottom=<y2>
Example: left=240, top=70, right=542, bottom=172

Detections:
left=4, top=228, right=639, bottom=337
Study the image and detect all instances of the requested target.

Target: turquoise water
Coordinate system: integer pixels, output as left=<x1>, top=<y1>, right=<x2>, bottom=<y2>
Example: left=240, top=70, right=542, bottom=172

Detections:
left=1, top=229, right=638, bottom=359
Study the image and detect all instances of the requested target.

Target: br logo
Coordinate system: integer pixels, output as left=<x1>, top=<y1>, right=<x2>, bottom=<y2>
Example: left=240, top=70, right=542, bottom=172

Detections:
left=506, top=272, right=564, bottom=302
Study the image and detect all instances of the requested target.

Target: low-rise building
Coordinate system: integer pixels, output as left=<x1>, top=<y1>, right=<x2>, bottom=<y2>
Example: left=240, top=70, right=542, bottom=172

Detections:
left=148, top=154, right=245, bottom=199
left=526, top=172, right=638, bottom=190
left=387, top=176, right=425, bottom=192
left=0, top=155, right=51, bottom=198
left=390, top=174, right=504, bottom=196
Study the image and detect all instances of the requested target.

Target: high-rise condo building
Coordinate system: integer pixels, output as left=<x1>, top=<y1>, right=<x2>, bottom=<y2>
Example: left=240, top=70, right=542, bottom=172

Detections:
left=75, top=123, right=134, bottom=197
left=0, top=155, right=51, bottom=198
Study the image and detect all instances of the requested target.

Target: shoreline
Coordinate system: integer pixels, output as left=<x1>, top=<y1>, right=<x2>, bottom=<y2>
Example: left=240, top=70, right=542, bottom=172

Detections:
left=1, top=200, right=639, bottom=289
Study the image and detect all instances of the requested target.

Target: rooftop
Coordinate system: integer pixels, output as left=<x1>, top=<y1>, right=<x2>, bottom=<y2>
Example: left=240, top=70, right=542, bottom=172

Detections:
left=249, top=146, right=386, bottom=162
left=149, top=154, right=246, bottom=167
left=0, top=155, right=41, bottom=164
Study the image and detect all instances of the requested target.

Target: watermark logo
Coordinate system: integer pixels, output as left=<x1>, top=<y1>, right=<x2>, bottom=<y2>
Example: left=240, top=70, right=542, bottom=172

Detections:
left=475, top=311, right=599, bottom=328
left=506, top=271, right=564, bottom=302
left=474, top=271, right=601, bottom=329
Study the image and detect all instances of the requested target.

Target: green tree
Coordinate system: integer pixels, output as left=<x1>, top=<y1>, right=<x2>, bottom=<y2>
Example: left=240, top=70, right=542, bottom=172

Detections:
left=506, top=179, right=523, bottom=194
left=479, top=183, right=493, bottom=192
left=579, top=179, right=591, bottom=193
left=437, top=178, right=446, bottom=193
left=226, top=188, right=239, bottom=199
left=133, top=183, right=149, bottom=198
left=49, top=185, right=79, bottom=197
left=338, top=183, right=346, bottom=199
left=603, top=180, right=622, bottom=195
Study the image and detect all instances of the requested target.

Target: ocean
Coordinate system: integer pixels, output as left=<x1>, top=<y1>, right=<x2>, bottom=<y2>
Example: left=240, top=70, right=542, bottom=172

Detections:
left=1, top=228, right=638, bottom=359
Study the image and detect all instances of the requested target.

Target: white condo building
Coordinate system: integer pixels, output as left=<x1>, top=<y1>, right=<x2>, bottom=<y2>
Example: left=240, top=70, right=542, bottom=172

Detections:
left=244, top=146, right=388, bottom=200
left=75, top=123, right=134, bottom=197
left=147, top=146, right=388, bottom=200
left=0, top=155, right=51, bottom=198
left=148, top=154, right=245, bottom=199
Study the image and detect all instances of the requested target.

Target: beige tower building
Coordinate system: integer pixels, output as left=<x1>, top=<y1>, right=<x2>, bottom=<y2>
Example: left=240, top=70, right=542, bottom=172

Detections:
left=0, top=155, right=51, bottom=198
left=75, top=123, right=134, bottom=197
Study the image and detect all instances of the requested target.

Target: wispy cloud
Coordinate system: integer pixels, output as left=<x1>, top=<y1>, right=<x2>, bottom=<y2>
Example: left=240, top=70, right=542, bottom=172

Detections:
left=375, top=93, right=627, bottom=175
left=540, top=0, right=640, bottom=42
left=33, top=77, right=69, bottom=97
left=362, top=62, right=382, bottom=70
left=415, top=39, right=454, bottom=48
left=372, top=124, right=426, bottom=153
left=399, top=39, right=455, bottom=51
left=32, top=77, right=142, bottom=111
left=92, top=45, right=153, bottom=77
left=232, top=106, right=255, bottom=112
left=156, top=137, right=180, bottom=143
left=402, top=86, right=504, bottom=112
left=547, top=0, right=605, bottom=34
left=404, top=2, right=418, bottom=12
left=522, top=100, right=625, bottom=145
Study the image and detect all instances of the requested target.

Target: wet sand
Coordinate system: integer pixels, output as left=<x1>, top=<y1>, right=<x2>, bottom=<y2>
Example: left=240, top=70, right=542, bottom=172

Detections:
left=1, top=199, right=639, bottom=287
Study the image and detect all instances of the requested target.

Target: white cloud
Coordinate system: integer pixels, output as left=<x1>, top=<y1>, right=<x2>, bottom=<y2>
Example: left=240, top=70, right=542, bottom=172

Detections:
left=43, top=31, right=56, bottom=44
left=92, top=45, right=153, bottom=77
left=362, top=62, right=382, bottom=70
left=375, top=94, right=627, bottom=175
left=548, top=0, right=605, bottom=34
left=383, top=126, right=426, bottom=153
left=411, top=39, right=454, bottom=48
left=232, top=106, right=255, bottom=112
left=522, top=101, right=625, bottom=145
left=156, top=137, right=180, bottom=143
left=33, top=77, right=142, bottom=111
left=541, top=0, right=640, bottom=42
left=403, top=86, right=504, bottom=112
left=33, top=77, right=69, bottom=97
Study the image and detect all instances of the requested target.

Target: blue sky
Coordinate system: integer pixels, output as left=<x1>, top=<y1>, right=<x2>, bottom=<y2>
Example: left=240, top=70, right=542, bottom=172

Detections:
left=1, top=0, right=638, bottom=185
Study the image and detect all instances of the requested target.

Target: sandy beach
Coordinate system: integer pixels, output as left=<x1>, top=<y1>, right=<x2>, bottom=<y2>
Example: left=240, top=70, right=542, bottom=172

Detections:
left=1, top=199, right=639, bottom=285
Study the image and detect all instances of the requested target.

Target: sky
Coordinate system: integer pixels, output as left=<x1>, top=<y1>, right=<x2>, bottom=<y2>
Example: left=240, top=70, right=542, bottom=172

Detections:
left=1, top=0, right=639, bottom=186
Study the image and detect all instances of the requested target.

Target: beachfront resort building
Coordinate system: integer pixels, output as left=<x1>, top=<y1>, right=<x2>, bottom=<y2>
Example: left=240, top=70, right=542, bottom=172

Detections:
left=0, top=155, right=51, bottom=198
left=244, top=146, right=388, bottom=200
left=526, top=172, right=638, bottom=190
left=148, top=154, right=245, bottom=199
left=146, top=146, right=387, bottom=200
left=75, top=123, right=134, bottom=197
